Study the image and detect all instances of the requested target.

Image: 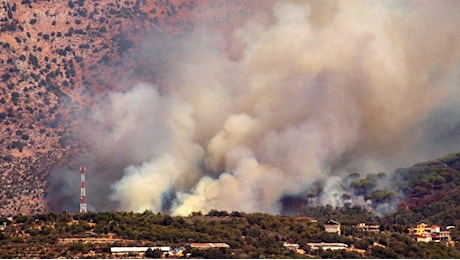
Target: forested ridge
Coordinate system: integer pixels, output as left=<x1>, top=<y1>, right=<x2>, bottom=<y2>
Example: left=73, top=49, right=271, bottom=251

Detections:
left=0, top=209, right=459, bottom=259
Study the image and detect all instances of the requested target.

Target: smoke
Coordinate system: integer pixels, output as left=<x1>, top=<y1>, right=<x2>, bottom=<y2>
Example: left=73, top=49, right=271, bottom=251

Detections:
left=79, top=0, right=460, bottom=215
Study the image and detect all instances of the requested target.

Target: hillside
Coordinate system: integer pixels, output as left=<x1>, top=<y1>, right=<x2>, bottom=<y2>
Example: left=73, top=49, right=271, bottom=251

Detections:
left=294, top=152, right=460, bottom=227
left=0, top=0, right=263, bottom=215
left=0, top=210, right=459, bottom=258
left=382, top=152, right=460, bottom=228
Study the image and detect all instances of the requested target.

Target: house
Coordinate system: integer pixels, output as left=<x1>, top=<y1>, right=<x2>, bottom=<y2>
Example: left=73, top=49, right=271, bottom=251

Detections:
left=307, top=242, right=348, bottom=251
left=356, top=222, right=380, bottom=232
left=324, top=220, right=341, bottom=235
left=407, top=223, right=452, bottom=243
left=431, top=224, right=440, bottom=233
left=189, top=243, right=230, bottom=250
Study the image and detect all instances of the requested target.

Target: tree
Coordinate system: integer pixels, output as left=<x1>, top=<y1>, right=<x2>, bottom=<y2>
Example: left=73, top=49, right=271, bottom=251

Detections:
left=0, top=231, right=9, bottom=240
left=351, top=178, right=376, bottom=195
left=160, top=215, right=172, bottom=226
left=28, top=53, right=39, bottom=68
left=145, top=248, right=163, bottom=258
left=370, top=245, right=397, bottom=258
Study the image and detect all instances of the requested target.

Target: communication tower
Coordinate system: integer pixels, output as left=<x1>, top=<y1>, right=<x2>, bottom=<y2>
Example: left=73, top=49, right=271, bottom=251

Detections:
left=80, top=166, right=87, bottom=213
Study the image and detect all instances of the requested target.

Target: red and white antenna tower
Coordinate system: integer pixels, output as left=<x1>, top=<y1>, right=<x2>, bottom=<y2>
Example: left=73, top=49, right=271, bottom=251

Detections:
left=80, top=166, right=87, bottom=214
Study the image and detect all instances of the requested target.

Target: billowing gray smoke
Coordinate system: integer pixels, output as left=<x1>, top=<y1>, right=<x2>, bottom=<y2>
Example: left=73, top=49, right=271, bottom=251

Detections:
left=84, top=0, right=460, bottom=215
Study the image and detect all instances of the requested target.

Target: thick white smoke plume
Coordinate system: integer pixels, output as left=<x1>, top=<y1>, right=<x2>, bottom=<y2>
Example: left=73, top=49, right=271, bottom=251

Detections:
left=88, top=0, right=460, bottom=215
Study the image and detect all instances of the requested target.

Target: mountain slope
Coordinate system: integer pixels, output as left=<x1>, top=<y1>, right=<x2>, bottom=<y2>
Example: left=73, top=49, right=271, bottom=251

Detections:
left=0, top=0, right=262, bottom=215
left=383, top=152, right=460, bottom=227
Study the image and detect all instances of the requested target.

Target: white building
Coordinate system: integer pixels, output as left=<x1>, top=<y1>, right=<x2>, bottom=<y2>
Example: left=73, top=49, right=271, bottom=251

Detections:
left=110, top=246, right=171, bottom=256
left=307, top=242, right=348, bottom=251
left=356, top=222, right=380, bottom=232
left=283, top=242, right=300, bottom=251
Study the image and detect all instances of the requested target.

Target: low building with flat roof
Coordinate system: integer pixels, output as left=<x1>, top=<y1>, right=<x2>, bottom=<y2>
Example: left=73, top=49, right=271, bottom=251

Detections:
left=356, top=222, right=380, bottom=232
left=283, top=242, right=300, bottom=251
left=307, top=242, right=348, bottom=251
left=189, top=243, right=230, bottom=250
left=110, top=246, right=170, bottom=256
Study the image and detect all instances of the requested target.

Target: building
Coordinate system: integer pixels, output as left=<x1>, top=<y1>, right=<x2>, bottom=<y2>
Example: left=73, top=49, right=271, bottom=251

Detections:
left=356, top=222, right=380, bottom=232
left=110, top=246, right=171, bottom=256
left=324, top=220, right=341, bottom=235
left=283, top=242, right=305, bottom=254
left=431, top=225, right=440, bottom=233
left=189, top=243, right=230, bottom=250
left=416, top=234, right=432, bottom=243
left=407, top=223, right=452, bottom=243
left=307, top=242, right=348, bottom=251
left=283, top=242, right=300, bottom=251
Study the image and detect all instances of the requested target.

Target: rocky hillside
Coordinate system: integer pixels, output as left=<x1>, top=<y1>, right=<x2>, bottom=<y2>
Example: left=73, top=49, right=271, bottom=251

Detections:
left=0, top=0, right=262, bottom=216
